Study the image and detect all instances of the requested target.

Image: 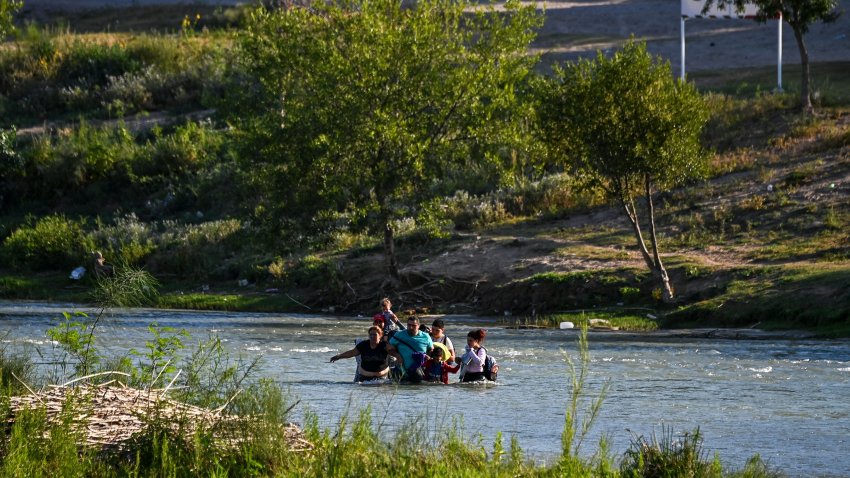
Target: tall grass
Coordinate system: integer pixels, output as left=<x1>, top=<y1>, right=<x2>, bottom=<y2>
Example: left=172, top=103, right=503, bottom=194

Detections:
left=0, top=26, right=230, bottom=124
left=620, top=427, right=722, bottom=478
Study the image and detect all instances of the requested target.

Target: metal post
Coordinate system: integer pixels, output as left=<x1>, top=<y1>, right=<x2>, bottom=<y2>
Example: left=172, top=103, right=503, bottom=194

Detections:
left=680, top=17, right=686, bottom=81
left=776, top=13, right=783, bottom=92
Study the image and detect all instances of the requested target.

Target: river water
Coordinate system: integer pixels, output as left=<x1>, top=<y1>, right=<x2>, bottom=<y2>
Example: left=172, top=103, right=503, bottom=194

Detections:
left=2, top=302, right=849, bottom=477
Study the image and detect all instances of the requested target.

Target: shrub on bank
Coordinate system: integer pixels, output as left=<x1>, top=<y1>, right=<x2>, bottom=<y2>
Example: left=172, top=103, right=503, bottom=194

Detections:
left=0, top=27, right=228, bottom=123
left=0, top=214, right=93, bottom=270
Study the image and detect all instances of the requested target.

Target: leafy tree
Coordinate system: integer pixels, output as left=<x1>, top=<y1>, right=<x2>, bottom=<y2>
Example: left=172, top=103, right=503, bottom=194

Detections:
left=703, top=0, right=841, bottom=114
left=226, top=0, right=542, bottom=279
left=0, top=0, right=22, bottom=38
left=537, top=41, right=709, bottom=303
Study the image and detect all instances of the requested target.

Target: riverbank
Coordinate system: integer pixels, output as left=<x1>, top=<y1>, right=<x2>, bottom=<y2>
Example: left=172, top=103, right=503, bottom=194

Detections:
left=1, top=1, right=848, bottom=337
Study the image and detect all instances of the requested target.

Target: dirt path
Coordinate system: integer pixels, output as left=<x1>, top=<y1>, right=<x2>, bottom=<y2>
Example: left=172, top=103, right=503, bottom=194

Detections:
left=16, top=109, right=215, bottom=138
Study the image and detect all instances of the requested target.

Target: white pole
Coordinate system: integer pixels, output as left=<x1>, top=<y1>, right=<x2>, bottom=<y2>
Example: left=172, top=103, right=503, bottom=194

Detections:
left=681, top=17, right=686, bottom=81
left=776, top=13, right=783, bottom=91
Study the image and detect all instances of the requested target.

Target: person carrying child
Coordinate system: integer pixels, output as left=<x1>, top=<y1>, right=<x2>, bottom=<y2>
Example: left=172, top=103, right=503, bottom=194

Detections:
left=423, top=344, right=459, bottom=384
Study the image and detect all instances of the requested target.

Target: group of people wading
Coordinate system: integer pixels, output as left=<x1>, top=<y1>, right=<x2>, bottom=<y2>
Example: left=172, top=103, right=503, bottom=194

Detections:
left=329, top=298, right=498, bottom=384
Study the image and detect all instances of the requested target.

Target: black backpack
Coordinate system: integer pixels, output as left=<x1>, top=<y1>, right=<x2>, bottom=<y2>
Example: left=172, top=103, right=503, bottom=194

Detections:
left=482, top=347, right=498, bottom=381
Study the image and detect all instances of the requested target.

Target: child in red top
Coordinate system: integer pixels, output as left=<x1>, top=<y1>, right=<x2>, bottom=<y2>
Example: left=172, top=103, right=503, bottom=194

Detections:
left=423, top=347, right=460, bottom=384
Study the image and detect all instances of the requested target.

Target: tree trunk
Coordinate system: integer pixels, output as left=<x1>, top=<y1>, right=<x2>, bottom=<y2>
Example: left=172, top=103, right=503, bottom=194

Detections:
left=383, top=222, right=400, bottom=279
left=644, top=177, right=674, bottom=303
left=619, top=195, right=654, bottom=271
left=791, top=24, right=814, bottom=115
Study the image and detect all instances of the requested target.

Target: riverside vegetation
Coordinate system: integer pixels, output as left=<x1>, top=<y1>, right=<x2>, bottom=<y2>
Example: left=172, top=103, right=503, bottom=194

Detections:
left=0, top=1, right=848, bottom=336
left=0, top=3, right=844, bottom=474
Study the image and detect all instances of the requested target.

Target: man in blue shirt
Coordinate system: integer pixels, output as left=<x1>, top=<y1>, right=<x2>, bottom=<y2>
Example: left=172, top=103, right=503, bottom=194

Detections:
left=388, top=316, right=433, bottom=382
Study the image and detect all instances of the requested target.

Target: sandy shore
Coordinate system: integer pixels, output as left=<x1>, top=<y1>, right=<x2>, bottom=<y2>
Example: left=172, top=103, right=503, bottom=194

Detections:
left=19, top=0, right=850, bottom=73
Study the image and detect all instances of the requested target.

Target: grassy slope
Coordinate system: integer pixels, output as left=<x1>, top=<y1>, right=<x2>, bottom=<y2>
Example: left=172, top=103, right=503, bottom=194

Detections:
left=2, top=6, right=849, bottom=336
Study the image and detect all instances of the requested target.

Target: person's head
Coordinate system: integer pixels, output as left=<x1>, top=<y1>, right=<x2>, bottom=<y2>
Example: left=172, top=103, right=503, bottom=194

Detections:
left=406, top=316, right=420, bottom=335
left=368, top=326, right=383, bottom=342
left=430, top=318, right=445, bottom=338
left=372, top=314, right=385, bottom=327
left=467, top=329, right=486, bottom=347
left=381, top=298, right=392, bottom=311
left=430, top=347, right=445, bottom=362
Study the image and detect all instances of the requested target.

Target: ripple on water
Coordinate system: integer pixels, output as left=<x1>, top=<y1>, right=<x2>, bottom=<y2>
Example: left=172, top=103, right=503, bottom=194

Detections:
left=291, top=347, right=335, bottom=353
left=748, top=366, right=773, bottom=373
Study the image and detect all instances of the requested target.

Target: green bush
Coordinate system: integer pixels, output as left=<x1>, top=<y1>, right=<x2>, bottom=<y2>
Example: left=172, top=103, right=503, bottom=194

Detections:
left=23, top=122, right=138, bottom=202
left=56, top=41, right=141, bottom=87
left=619, top=286, right=641, bottom=304
left=143, top=219, right=249, bottom=280
left=146, top=121, right=223, bottom=176
left=288, top=254, right=341, bottom=290
left=621, top=427, right=722, bottom=478
left=1, top=214, right=93, bottom=270
left=0, top=126, right=19, bottom=174
left=0, top=29, right=225, bottom=122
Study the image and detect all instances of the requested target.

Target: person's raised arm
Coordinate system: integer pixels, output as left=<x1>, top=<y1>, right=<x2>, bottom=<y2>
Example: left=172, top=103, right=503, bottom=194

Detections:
left=462, top=347, right=484, bottom=367
left=330, top=347, right=360, bottom=363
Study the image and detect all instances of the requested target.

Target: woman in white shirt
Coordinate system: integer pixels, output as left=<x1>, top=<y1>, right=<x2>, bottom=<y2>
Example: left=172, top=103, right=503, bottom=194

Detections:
left=460, top=328, right=487, bottom=382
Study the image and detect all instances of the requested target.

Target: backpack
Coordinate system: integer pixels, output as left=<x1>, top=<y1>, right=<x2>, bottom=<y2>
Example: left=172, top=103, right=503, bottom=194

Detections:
left=482, top=347, right=498, bottom=381
left=407, top=352, right=427, bottom=382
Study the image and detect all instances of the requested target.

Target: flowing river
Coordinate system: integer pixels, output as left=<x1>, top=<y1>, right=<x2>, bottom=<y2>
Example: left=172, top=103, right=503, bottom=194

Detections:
left=2, top=302, right=849, bottom=477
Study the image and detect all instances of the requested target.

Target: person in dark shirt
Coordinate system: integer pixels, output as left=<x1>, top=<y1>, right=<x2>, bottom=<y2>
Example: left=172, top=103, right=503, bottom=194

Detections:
left=92, top=251, right=114, bottom=277
left=330, top=326, right=396, bottom=381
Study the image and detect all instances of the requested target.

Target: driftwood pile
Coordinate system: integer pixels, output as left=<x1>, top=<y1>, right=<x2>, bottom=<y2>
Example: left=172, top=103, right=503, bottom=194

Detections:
left=7, top=378, right=312, bottom=452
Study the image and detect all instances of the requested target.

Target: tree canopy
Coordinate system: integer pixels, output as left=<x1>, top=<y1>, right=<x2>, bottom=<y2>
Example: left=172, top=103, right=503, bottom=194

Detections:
left=0, top=0, right=22, bottom=38
left=537, top=41, right=709, bottom=302
left=226, top=0, right=542, bottom=277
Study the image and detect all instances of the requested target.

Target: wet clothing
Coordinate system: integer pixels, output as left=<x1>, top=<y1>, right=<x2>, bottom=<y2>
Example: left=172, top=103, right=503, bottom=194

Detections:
left=424, top=359, right=460, bottom=384
left=461, top=347, right=486, bottom=373
left=461, top=371, right=486, bottom=382
left=460, top=346, right=486, bottom=382
left=389, top=330, right=433, bottom=371
left=355, top=340, right=389, bottom=373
